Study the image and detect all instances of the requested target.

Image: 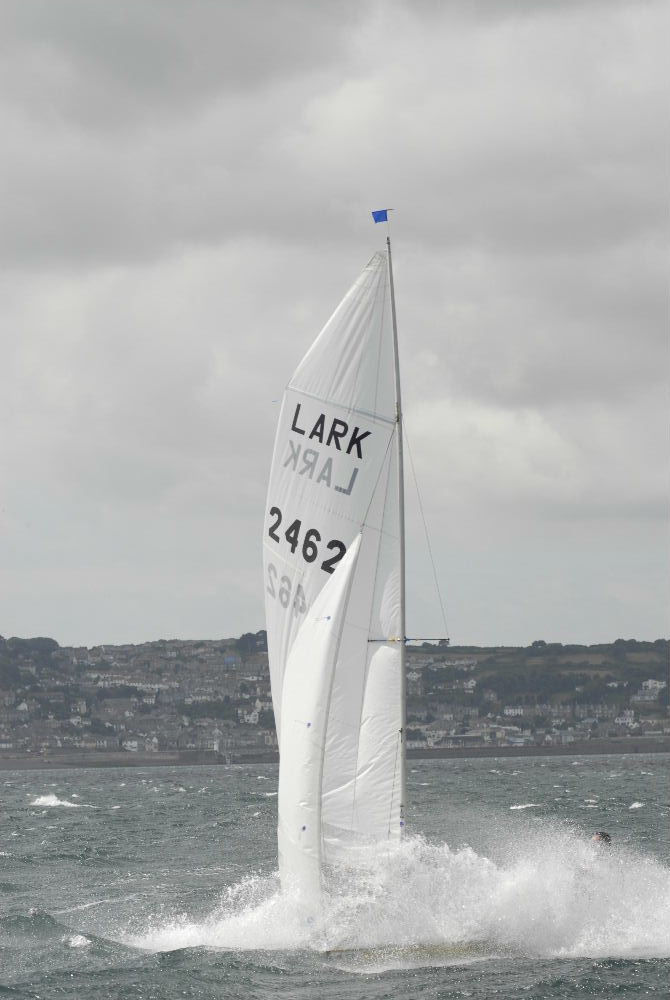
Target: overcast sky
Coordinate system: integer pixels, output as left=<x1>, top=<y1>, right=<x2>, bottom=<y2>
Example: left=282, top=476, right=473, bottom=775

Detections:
left=1, top=0, right=667, bottom=648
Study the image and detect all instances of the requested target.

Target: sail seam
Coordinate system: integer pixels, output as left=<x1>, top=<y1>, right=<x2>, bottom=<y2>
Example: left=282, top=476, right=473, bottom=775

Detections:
left=285, top=386, right=396, bottom=426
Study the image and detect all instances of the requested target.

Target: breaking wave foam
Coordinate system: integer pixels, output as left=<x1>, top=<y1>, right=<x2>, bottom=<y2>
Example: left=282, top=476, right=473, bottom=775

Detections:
left=127, top=828, right=670, bottom=962
left=31, top=794, right=81, bottom=808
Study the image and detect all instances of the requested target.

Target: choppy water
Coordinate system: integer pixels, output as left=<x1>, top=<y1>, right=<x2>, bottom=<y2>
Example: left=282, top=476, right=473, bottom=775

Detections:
left=1, top=754, right=668, bottom=998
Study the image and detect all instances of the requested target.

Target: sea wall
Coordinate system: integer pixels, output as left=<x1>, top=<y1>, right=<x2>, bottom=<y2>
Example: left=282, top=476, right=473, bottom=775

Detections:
left=1, top=738, right=669, bottom=769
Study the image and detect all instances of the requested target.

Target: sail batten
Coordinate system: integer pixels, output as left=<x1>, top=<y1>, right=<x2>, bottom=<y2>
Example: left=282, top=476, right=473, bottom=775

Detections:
left=264, top=249, right=404, bottom=897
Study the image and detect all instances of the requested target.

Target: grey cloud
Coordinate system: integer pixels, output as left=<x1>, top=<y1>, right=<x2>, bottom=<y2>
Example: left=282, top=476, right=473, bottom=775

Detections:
left=400, top=240, right=666, bottom=413
left=404, top=0, right=633, bottom=22
left=0, top=0, right=364, bottom=125
left=2, top=0, right=665, bottom=275
left=0, top=0, right=667, bottom=645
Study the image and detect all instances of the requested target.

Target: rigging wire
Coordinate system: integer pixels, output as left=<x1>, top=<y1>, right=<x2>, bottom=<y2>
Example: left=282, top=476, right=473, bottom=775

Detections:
left=404, top=421, right=451, bottom=643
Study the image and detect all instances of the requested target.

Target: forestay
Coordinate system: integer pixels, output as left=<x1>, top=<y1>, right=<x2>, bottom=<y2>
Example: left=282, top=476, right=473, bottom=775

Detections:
left=263, top=252, right=404, bottom=898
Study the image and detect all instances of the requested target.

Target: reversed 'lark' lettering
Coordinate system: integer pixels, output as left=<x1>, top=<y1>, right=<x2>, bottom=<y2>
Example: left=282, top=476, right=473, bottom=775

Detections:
left=283, top=441, right=359, bottom=495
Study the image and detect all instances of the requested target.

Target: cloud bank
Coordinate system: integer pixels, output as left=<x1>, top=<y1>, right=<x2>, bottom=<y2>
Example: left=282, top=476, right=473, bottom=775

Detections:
left=1, top=0, right=667, bottom=645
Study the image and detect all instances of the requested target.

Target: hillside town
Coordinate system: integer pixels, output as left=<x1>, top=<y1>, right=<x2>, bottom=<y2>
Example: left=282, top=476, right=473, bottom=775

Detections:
left=0, top=634, right=668, bottom=763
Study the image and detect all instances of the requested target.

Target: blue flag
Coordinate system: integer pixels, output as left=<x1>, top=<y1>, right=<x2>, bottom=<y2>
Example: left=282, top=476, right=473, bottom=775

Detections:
left=371, top=209, right=388, bottom=223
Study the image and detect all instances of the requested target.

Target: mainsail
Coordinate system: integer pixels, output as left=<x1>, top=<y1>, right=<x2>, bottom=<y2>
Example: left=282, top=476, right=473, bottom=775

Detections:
left=263, top=248, right=405, bottom=897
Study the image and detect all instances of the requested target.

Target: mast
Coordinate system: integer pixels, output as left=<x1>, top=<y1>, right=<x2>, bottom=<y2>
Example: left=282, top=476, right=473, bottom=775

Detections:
left=386, top=234, right=407, bottom=831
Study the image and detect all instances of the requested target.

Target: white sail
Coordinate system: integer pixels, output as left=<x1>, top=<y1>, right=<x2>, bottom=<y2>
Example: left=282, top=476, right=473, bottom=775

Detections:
left=276, top=533, right=361, bottom=899
left=263, top=252, right=403, bottom=896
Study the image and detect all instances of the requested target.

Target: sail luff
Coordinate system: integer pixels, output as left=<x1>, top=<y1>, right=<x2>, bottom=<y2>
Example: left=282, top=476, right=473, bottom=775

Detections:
left=386, top=234, right=407, bottom=831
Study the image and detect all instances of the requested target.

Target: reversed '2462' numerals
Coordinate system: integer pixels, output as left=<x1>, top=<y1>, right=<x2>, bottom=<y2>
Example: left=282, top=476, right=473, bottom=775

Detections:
left=266, top=563, right=306, bottom=617
left=267, top=506, right=346, bottom=574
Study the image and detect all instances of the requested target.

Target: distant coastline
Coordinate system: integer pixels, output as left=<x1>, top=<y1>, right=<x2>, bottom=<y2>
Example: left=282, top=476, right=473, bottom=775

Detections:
left=2, top=634, right=667, bottom=763
left=2, top=737, right=669, bottom=770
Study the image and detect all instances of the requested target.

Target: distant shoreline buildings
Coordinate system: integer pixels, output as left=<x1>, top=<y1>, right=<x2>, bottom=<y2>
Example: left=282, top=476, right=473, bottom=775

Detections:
left=0, top=634, right=667, bottom=761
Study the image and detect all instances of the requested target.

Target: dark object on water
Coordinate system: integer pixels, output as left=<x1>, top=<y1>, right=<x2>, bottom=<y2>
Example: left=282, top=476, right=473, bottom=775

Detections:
left=592, top=831, right=612, bottom=845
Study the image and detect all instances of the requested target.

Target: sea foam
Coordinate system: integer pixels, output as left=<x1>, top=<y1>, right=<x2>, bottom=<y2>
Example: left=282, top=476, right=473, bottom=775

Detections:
left=31, top=794, right=81, bottom=808
left=127, top=826, right=670, bottom=962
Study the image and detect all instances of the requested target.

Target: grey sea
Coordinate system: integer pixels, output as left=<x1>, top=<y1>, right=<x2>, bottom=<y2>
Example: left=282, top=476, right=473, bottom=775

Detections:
left=1, top=753, right=668, bottom=999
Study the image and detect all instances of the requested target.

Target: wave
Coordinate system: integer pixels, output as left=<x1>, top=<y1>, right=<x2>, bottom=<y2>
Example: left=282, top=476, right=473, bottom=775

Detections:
left=0, top=909, right=64, bottom=937
left=31, top=794, right=81, bottom=808
left=126, top=827, right=670, bottom=963
left=30, top=794, right=95, bottom=809
left=62, top=934, right=91, bottom=948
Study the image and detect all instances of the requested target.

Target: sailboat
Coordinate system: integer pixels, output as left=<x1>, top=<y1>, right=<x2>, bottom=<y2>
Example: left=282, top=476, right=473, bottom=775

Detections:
left=263, top=221, right=407, bottom=900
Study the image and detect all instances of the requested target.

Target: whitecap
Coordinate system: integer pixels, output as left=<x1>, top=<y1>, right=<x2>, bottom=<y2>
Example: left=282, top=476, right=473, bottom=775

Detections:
left=510, top=804, right=540, bottom=810
left=629, top=802, right=645, bottom=810
left=63, top=934, right=91, bottom=948
left=31, top=794, right=80, bottom=808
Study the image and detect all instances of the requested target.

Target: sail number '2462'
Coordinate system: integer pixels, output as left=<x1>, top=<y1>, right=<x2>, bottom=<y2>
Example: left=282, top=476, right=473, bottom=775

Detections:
left=267, top=506, right=346, bottom=574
